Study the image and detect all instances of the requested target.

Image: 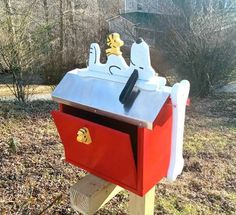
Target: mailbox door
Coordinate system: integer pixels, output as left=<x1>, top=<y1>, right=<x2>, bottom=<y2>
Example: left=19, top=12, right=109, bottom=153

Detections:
left=52, top=110, right=137, bottom=189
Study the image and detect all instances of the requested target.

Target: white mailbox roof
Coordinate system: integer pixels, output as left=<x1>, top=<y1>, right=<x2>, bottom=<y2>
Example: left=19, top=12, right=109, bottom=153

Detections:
left=52, top=69, right=171, bottom=129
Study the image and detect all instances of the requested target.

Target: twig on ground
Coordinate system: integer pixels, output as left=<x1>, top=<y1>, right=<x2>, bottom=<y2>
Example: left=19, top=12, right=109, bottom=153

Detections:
left=36, top=194, right=62, bottom=215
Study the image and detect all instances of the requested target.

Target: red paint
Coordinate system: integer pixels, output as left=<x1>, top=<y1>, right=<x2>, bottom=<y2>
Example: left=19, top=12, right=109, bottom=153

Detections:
left=186, top=98, right=191, bottom=106
left=52, top=111, right=137, bottom=189
left=137, top=100, right=172, bottom=195
left=51, top=98, right=173, bottom=196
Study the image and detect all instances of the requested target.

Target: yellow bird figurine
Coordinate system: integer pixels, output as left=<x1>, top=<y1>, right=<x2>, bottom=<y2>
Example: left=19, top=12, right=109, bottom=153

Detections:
left=106, top=33, right=124, bottom=56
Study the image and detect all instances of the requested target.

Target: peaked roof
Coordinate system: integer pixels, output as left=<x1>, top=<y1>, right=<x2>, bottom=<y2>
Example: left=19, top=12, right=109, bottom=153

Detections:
left=52, top=69, right=171, bottom=129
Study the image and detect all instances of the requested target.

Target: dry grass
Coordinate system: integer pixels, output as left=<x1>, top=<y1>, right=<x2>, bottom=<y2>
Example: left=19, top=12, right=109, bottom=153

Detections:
left=0, top=93, right=235, bottom=214
left=0, top=84, right=52, bottom=97
left=155, top=94, right=236, bottom=215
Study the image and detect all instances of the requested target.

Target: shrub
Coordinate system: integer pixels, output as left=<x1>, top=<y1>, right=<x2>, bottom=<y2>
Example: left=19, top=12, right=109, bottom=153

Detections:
left=158, top=4, right=236, bottom=97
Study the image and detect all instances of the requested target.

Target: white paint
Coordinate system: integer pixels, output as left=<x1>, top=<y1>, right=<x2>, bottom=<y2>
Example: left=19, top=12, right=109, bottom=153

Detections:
left=88, top=43, right=102, bottom=71
left=105, top=55, right=129, bottom=76
left=77, top=69, right=166, bottom=91
left=167, top=80, right=190, bottom=181
left=85, top=39, right=166, bottom=90
left=88, top=43, right=129, bottom=75
left=129, top=39, right=156, bottom=81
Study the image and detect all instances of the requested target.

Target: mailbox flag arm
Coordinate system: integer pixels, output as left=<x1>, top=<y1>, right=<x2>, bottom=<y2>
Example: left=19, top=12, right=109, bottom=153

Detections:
left=119, top=69, right=139, bottom=105
left=167, top=80, right=190, bottom=181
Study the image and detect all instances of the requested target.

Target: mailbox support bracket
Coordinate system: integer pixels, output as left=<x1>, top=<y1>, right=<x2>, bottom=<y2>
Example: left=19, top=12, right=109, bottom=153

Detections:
left=70, top=174, right=155, bottom=215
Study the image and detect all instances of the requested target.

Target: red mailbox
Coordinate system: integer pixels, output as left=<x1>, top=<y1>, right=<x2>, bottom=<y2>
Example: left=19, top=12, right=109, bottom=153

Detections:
left=52, top=34, right=190, bottom=196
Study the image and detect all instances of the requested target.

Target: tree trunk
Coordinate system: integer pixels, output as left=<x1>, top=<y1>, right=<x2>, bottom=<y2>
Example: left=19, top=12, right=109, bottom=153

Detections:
left=3, top=0, right=18, bottom=64
left=59, top=0, right=64, bottom=65
left=67, top=0, right=76, bottom=63
left=43, top=0, right=51, bottom=55
left=3, top=0, right=15, bottom=36
left=3, top=0, right=26, bottom=102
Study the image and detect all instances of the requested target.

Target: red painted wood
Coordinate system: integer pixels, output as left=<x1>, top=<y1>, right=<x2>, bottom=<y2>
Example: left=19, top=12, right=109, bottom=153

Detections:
left=186, top=98, right=191, bottom=106
left=52, top=98, right=173, bottom=196
left=137, top=101, right=172, bottom=196
left=52, top=111, right=137, bottom=189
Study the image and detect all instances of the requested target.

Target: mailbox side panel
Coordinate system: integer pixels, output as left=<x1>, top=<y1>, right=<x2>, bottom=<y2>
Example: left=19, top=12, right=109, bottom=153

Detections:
left=137, top=101, right=172, bottom=196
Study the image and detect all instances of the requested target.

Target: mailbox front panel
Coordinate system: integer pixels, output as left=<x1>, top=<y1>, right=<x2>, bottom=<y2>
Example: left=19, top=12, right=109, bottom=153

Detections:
left=52, top=110, right=137, bottom=190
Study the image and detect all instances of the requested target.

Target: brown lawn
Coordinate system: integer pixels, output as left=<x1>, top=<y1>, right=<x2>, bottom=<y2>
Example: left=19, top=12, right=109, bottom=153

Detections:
left=0, top=93, right=235, bottom=214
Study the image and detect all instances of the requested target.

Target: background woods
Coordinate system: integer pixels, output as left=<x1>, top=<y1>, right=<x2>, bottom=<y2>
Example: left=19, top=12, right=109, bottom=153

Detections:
left=0, top=0, right=120, bottom=101
left=108, top=0, right=236, bottom=97
left=161, top=0, right=236, bottom=97
left=0, top=0, right=235, bottom=99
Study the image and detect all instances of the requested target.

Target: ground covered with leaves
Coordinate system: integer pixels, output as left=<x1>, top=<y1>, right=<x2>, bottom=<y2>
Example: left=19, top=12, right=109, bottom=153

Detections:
left=0, top=93, right=235, bottom=214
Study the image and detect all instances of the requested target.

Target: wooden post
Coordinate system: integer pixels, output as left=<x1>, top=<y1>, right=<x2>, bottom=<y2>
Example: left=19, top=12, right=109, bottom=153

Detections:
left=70, top=174, right=123, bottom=215
left=129, top=187, right=156, bottom=215
left=70, top=174, right=156, bottom=215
